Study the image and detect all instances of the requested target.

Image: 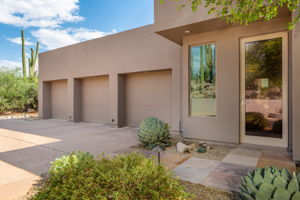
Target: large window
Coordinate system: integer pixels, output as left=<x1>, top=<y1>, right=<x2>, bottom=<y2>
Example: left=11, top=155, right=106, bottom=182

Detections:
left=189, top=43, right=216, bottom=117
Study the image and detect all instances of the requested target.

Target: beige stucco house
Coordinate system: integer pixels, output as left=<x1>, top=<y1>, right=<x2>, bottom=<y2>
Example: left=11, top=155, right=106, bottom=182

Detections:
left=38, top=1, right=300, bottom=161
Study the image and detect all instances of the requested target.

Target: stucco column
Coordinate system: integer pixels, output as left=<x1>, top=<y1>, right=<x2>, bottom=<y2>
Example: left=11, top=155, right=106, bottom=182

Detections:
left=73, top=79, right=82, bottom=122
left=171, top=65, right=181, bottom=132
left=291, top=11, right=300, bottom=161
left=39, top=80, right=51, bottom=119
left=109, top=73, right=119, bottom=126
left=67, top=78, right=74, bottom=121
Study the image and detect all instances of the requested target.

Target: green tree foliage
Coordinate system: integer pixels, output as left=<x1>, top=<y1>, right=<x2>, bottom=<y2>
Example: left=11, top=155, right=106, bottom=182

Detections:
left=160, top=0, right=300, bottom=30
left=0, top=67, right=38, bottom=114
left=246, top=38, right=282, bottom=88
left=29, top=152, right=191, bottom=200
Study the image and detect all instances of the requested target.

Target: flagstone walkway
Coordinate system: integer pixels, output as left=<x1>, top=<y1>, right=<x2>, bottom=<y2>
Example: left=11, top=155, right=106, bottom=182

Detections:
left=115, top=145, right=296, bottom=192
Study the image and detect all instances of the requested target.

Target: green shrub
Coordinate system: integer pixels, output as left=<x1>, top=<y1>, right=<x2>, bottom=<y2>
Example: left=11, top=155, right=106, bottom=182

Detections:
left=245, top=112, right=267, bottom=131
left=137, top=117, right=171, bottom=150
left=240, top=167, right=300, bottom=200
left=0, top=67, right=38, bottom=113
left=29, top=152, right=191, bottom=200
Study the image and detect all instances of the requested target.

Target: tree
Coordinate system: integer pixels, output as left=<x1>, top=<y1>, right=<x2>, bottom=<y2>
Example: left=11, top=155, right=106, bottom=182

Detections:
left=160, top=0, right=300, bottom=30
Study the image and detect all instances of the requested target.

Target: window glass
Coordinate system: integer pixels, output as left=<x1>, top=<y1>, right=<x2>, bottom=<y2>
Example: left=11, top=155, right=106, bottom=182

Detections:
left=190, top=43, right=216, bottom=117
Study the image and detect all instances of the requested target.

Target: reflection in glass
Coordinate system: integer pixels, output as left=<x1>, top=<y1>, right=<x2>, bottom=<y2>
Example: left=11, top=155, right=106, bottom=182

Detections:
left=245, top=38, right=283, bottom=138
left=190, top=43, right=216, bottom=117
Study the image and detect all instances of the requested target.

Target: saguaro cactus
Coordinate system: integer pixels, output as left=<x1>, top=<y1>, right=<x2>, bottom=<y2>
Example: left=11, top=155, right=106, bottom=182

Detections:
left=21, top=30, right=27, bottom=77
left=21, top=30, right=39, bottom=78
left=28, top=42, right=39, bottom=78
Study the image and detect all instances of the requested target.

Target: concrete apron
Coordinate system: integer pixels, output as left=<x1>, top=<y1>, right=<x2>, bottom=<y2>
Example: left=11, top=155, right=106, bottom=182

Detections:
left=0, top=119, right=139, bottom=199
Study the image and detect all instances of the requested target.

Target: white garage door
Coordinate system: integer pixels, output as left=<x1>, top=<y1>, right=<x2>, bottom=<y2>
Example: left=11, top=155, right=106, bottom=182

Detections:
left=81, top=76, right=109, bottom=124
left=125, top=70, right=172, bottom=127
left=51, top=80, right=68, bottom=120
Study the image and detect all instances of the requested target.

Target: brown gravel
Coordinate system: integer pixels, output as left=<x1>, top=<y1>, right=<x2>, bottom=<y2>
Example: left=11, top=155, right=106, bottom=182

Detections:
left=165, top=144, right=234, bottom=161
left=163, top=137, right=236, bottom=161
left=0, top=112, right=38, bottom=117
left=182, top=181, right=240, bottom=200
left=133, top=137, right=236, bottom=161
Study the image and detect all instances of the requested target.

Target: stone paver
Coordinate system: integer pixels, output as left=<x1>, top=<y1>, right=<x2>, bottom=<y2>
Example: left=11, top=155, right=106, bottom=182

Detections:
left=257, top=149, right=296, bottom=172
left=229, top=147, right=262, bottom=158
left=173, top=146, right=295, bottom=192
left=173, top=158, right=219, bottom=183
left=222, top=154, right=259, bottom=167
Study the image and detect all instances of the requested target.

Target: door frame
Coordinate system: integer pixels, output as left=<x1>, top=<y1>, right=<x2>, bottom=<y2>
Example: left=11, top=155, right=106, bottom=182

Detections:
left=240, top=32, right=288, bottom=148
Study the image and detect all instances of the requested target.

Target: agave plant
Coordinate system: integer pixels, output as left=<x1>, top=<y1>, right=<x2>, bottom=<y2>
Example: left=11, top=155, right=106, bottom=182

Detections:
left=137, top=117, right=171, bottom=150
left=240, top=167, right=300, bottom=200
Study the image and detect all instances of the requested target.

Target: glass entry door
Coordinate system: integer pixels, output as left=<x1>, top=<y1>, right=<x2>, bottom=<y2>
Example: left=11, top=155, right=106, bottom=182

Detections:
left=240, top=32, right=288, bottom=148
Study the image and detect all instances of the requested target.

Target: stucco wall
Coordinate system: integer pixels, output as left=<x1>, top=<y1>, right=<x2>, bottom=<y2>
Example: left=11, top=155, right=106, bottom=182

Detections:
left=38, top=25, right=182, bottom=130
left=154, top=0, right=216, bottom=31
left=291, top=12, right=300, bottom=161
left=182, top=17, right=290, bottom=144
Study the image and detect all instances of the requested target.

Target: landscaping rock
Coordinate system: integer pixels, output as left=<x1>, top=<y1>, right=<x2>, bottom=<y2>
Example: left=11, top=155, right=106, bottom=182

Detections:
left=4, top=111, right=12, bottom=115
left=198, top=142, right=207, bottom=147
left=177, top=142, right=189, bottom=153
left=27, top=108, right=35, bottom=113
left=182, top=138, right=193, bottom=145
left=187, top=143, right=198, bottom=151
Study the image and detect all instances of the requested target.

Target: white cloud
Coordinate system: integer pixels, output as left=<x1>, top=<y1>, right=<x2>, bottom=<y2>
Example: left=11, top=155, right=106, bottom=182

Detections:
left=32, top=28, right=114, bottom=50
left=0, top=0, right=83, bottom=28
left=0, top=59, right=22, bottom=69
left=7, top=37, right=34, bottom=45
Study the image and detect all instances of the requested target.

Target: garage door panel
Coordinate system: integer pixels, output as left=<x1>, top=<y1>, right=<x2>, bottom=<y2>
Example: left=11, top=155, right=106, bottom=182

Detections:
left=51, top=80, right=68, bottom=120
left=126, top=73, right=171, bottom=93
left=125, top=70, right=171, bottom=127
left=126, top=94, right=171, bottom=107
left=126, top=107, right=171, bottom=125
left=81, top=76, right=108, bottom=124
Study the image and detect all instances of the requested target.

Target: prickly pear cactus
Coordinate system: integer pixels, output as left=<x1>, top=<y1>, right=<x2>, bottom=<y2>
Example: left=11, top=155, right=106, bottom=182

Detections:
left=240, top=167, right=300, bottom=200
left=137, top=117, right=170, bottom=150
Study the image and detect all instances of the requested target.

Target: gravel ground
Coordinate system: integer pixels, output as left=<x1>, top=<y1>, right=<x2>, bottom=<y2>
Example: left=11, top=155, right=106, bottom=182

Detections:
left=163, top=137, right=236, bottom=161
left=165, top=144, right=234, bottom=161
left=182, top=181, right=240, bottom=200
left=0, top=112, right=38, bottom=120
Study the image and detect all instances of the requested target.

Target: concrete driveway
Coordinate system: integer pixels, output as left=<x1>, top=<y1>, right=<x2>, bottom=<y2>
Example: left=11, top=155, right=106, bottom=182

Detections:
left=0, top=119, right=138, bottom=199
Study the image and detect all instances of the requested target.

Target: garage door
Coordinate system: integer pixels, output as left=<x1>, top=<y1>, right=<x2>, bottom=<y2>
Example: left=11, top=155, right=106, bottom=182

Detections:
left=125, top=70, right=172, bottom=127
left=51, top=80, right=68, bottom=120
left=81, top=76, right=109, bottom=124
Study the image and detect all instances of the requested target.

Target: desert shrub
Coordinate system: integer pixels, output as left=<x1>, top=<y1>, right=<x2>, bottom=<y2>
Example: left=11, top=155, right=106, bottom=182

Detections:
left=273, top=119, right=282, bottom=134
left=245, top=112, right=267, bottom=131
left=29, top=152, right=191, bottom=200
left=137, top=117, right=171, bottom=150
left=0, top=67, right=37, bottom=113
left=240, top=167, right=300, bottom=200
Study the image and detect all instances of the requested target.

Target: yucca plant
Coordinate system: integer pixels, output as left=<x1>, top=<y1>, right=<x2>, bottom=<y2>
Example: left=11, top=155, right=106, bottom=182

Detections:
left=240, top=167, right=300, bottom=200
left=137, top=117, right=171, bottom=150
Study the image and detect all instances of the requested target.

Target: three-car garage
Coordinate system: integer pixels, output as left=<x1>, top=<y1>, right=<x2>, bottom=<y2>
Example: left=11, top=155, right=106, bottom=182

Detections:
left=46, top=70, right=172, bottom=128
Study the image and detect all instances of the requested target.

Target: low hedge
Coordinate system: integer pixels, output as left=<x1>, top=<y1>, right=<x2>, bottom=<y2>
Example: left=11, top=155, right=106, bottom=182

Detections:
left=29, top=152, right=191, bottom=200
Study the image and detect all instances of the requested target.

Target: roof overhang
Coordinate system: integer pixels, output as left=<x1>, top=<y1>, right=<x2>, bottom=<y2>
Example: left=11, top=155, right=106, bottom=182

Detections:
left=156, top=7, right=291, bottom=46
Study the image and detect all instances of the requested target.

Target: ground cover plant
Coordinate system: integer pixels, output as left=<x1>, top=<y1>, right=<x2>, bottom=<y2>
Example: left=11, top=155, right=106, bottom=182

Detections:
left=29, top=152, right=191, bottom=200
left=0, top=67, right=38, bottom=114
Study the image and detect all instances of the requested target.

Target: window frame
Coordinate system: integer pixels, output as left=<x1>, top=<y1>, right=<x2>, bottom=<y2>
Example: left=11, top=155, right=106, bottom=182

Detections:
left=188, top=41, right=217, bottom=118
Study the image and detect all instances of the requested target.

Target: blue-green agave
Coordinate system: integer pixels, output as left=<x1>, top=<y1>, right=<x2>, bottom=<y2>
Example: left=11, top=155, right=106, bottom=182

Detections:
left=240, top=167, right=300, bottom=200
left=137, top=117, right=171, bottom=150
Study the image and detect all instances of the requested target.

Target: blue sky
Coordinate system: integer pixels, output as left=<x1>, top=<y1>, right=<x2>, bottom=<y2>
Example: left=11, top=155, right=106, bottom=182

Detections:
left=0, top=0, right=154, bottom=68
